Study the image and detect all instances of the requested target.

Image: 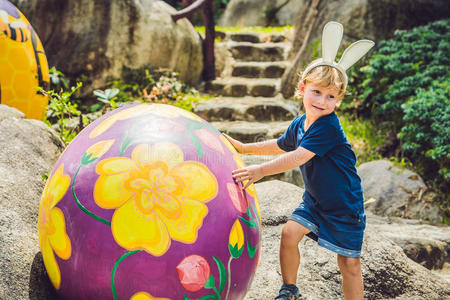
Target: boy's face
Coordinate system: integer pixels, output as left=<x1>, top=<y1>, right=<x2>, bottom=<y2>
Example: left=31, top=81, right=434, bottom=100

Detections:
left=298, top=81, right=341, bottom=119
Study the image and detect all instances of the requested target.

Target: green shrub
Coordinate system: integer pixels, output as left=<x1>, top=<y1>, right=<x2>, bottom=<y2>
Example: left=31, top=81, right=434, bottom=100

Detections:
left=49, top=67, right=69, bottom=92
left=338, top=113, right=384, bottom=165
left=357, top=19, right=449, bottom=127
left=399, top=77, right=450, bottom=197
left=343, top=19, right=450, bottom=205
left=104, top=67, right=201, bottom=112
left=41, top=82, right=83, bottom=145
left=93, top=88, right=120, bottom=110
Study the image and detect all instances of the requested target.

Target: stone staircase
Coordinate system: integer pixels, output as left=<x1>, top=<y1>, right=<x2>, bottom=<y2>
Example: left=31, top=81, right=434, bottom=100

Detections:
left=195, top=31, right=303, bottom=187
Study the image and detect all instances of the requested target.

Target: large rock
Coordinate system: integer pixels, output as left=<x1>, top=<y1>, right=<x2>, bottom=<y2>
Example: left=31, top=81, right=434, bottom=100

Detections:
left=276, top=0, right=306, bottom=26
left=289, top=0, right=450, bottom=55
left=255, top=180, right=304, bottom=225
left=249, top=180, right=450, bottom=299
left=0, top=105, right=64, bottom=299
left=281, top=0, right=450, bottom=98
left=11, top=0, right=203, bottom=92
left=245, top=225, right=450, bottom=299
left=358, top=160, right=443, bottom=222
left=214, top=41, right=234, bottom=78
left=219, top=0, right=305, bottom=26
left=0, top=104, right=25, bottom=121
left=369, top=213, right=450, bottom=270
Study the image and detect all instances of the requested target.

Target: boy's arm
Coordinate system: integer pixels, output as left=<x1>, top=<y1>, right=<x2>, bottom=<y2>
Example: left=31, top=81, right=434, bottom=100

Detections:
left=223, top=134, right=285, bottom=155
left=232, top=146, right=315, bottom=189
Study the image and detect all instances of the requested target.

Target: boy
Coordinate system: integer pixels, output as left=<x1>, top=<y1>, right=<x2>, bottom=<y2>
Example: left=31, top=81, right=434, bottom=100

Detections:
left=225, top=22, right=374, bottom=300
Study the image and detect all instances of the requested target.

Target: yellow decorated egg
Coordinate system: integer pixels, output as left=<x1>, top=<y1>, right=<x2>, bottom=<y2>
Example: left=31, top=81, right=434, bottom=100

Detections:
left=0, top=0, right=49, bottom=119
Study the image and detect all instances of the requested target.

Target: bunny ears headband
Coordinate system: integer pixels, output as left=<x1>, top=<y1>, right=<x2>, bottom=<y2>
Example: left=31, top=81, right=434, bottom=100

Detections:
left=302, top=21, right=375, bottom=88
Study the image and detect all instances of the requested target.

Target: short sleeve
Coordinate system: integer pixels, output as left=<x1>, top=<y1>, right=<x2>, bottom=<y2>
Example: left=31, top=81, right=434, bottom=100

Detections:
left=277, top=116, right=301, bottom=152
left=300, top=122, right=341, bottom=157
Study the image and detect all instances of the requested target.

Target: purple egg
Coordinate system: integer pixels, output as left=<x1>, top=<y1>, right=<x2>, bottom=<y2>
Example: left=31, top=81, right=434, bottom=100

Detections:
left=38, top=103, right=262, bottom=300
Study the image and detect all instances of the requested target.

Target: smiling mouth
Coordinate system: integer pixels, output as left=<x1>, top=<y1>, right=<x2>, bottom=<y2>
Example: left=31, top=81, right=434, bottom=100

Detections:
left=312, top=105, right=325, bottom=111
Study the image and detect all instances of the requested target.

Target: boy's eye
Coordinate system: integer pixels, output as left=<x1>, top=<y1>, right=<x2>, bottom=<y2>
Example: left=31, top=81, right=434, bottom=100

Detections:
left=329, top=95, right=335, bottom=99
left=313, top=90, right=320, bottom=94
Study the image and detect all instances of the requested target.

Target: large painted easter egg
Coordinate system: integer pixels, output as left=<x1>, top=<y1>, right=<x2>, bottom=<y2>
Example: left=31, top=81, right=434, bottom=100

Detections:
left=38, top=103, right=262, bottom=299
left=0, top=0, right=49, bottom=120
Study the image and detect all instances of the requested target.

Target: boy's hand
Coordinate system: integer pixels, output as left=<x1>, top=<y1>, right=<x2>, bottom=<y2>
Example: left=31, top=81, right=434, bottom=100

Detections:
left=232, top=165, right=264, bottom=189
left=223, top=133, right=244, bottom=153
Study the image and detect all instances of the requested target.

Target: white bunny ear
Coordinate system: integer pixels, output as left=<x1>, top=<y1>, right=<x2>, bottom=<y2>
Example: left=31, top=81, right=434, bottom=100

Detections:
left=338, top=40, right=375, bottom=71
left=322, top=21, right=343, bottom=63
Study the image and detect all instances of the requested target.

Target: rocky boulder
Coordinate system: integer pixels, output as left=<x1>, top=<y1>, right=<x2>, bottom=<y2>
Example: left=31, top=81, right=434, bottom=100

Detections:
left=255, top=180, right=304, bottom=225
left=288, top=0, right=450, bottom=56
left=281, top=0, right=450, bottom=98
left=246, top=225, right=450, bottom=299
left=249, top=180, right=450, bottom=299
left=369, top=213, right=450, bottom=270
left=358, top=160, right=442, bottom=223
left=0, top=105, right=64, bottom=299
left=11, top=0, right=203, bottom=93
left=219, top=0, right=305, bottom=26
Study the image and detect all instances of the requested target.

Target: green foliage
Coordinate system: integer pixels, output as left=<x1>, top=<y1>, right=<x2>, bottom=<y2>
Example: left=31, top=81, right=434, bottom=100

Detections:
left=49, top=67, right=69, bottom=92
left=105, top=67, right=201, bottom=112
left=214, top=0, right=230, bottom=21
left=389, top=156, right=413, bottom=171
left=93, top=88, right=120, bottom=110
left=356, top=19, right=449, bottom=124
left=343, top=19, right=450, bottom=204
left=41, top=172, right=49, bottom=181
left=41, top=81, right=83, bottom=145
left=306, top=39, right=321, bottom=62
left=338, top=113, right=384, bottom=164
left=399, top=78, right=450, bottom=194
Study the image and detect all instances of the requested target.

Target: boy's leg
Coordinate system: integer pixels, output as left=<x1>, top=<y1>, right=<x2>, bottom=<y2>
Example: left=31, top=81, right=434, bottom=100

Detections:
left=280, top=220, right=311, bottom=284
left=337, top=255, right=364, bottom=300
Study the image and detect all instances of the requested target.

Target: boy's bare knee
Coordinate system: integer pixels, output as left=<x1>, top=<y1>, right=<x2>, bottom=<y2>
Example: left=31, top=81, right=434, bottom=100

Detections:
left=281, top=221, right=310, bottom=246
left=337, top=255, right=361, bottom=277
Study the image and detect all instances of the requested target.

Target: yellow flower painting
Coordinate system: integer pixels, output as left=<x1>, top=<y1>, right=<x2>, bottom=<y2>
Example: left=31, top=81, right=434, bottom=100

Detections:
left=94, top=142, right=218, bottom=256
left=228, top=219, right=244, bottom=259
left=37, top=164, right=72, bottom=289
left=130, top=291, right=170, bottom=300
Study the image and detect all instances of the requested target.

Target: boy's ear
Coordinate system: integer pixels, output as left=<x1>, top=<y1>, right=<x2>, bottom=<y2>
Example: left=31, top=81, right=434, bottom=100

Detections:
left=297, top=80, right=305, bottom=96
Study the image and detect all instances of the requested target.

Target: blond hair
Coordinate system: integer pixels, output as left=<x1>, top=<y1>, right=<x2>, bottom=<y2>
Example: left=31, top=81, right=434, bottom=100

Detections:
left=298, top=59, right=347, bottom=99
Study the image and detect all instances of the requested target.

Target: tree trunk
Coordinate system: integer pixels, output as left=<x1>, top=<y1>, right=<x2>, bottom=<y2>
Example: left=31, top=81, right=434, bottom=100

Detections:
left=281, top=0, right=323, bottom=99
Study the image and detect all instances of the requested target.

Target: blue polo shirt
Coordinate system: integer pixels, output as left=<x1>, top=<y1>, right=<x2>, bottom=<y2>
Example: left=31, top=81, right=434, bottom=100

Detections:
left=277, top=112, right=364, bottom=221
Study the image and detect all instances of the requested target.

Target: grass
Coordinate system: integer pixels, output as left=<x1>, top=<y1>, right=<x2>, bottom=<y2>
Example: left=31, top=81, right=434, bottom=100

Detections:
left=338, top=113, right=384, bottom=165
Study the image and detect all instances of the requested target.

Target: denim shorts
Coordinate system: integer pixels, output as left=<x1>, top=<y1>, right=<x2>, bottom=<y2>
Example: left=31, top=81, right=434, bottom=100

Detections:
left=289, top=202, right=366, bottom=258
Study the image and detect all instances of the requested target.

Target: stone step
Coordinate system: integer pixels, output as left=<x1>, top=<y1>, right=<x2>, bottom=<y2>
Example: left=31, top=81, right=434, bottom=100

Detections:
left=229, top=33, right=260, bottom=43
left=194, top=96, right=298, bottom=122
left=229, top=41, right=290, bottom=62
left=205, top=77, right=281, bottom=97
left=231, top=61, right=289, bottom=78
left=229, top=32, right=287, bottom=43
left=212, top=119, right=303, bottom=187
left=211, top=120, right=291, bottom=143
